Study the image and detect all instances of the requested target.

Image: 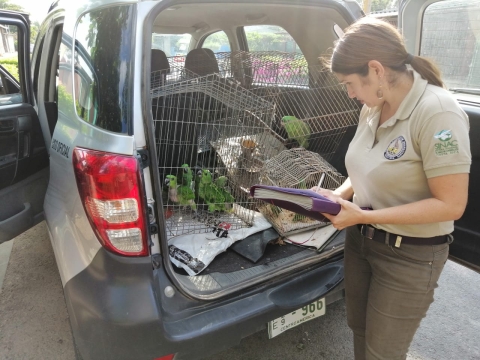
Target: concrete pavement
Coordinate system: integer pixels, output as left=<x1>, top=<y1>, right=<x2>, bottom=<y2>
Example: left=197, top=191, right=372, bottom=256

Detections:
left=1, top=222, right=479, bottom=360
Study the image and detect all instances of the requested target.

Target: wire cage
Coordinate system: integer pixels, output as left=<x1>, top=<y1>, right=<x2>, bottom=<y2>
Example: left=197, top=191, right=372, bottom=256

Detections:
left=150, top=50, right=359, bottom=238
left=151, top=74, right=280, bottom=238
left=229, top=51, right=361, bottom=161
left=155, top=50, right=361, bottom=161
left=258, top=148, right=346, bottom=236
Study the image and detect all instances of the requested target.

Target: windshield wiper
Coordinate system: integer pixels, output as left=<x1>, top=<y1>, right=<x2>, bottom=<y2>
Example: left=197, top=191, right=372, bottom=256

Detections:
left=449, top=88, right=480, bottom=95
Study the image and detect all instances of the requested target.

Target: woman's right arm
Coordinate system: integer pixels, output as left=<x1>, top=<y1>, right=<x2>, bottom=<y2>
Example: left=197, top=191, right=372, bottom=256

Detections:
left=311, top=177, right=354, bottom=203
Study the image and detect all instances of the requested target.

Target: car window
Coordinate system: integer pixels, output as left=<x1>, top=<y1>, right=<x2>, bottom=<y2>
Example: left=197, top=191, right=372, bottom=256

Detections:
left=74, top=4, right=135, bottom=134
left=420, top=0, right=480, bottom=90
left=202, top=31, right=230, bottom=53
left=151, top=33, right=191, bottom=83
left=242, top=25, right=307, bottom=86
left=244, top=25, right=302, bottom=53
left=0, top=24, right=22, bottom=106
left=57, top=38, right=76, bottom=119
left=152, top=33, right=191, bottom=57
left=32, top=35, right=45, bottom=104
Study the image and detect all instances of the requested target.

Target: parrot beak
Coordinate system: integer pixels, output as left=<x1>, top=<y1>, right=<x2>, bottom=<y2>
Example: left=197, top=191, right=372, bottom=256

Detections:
left=165, top=178, right=170, bottom=186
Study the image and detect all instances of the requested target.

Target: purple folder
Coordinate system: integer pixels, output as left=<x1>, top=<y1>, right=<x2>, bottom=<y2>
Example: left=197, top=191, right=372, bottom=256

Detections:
left=250, top=185, right=341, bottom=223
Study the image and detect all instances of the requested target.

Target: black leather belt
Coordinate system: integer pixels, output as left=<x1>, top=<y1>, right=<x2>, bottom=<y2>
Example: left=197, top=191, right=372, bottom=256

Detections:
left=357, top=224, right=449, bottom=247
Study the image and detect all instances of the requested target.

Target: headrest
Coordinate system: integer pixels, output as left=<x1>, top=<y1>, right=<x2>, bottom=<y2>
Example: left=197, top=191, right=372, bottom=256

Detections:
left=184, top=48, right=220, bottom=76
left=151, top=49, right=170, bottom=74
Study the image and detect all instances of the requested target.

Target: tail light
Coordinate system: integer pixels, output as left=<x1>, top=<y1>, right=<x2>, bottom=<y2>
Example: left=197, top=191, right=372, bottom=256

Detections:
left=73, top=147, right=149, bottom=256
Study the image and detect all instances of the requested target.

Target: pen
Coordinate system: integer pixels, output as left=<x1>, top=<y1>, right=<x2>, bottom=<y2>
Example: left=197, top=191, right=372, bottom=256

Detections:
left=317, top=173, right=326, bottom=188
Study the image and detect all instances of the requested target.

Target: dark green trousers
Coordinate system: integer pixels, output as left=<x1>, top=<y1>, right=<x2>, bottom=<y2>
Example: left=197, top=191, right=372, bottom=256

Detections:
left=344, top=225, right=450, bottom=359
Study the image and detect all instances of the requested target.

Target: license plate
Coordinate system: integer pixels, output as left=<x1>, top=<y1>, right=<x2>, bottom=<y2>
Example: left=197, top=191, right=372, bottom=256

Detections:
left=267, top=298, right=326, bottom=339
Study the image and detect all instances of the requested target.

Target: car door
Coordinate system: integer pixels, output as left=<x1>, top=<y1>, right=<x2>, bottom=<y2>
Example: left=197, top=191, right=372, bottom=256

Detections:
left=400, top=0, right=480, bottom=273
left=0, top=11, right=49, bottom=243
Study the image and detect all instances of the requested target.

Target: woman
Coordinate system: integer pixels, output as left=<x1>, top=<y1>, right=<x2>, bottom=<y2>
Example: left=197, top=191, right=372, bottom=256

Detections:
left=314, top=17, right=471, bottom=360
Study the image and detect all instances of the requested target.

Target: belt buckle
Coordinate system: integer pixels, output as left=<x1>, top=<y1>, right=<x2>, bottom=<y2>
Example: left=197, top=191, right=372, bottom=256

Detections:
left=361, top=225, right=375, bottom=239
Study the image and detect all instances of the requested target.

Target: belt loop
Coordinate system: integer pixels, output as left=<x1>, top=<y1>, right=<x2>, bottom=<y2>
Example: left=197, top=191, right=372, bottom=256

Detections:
left=447, top=234, right=454, bottom=244
left=384, top=232, right=390, bottom=245
left=366, top=225, right=375, bottom=239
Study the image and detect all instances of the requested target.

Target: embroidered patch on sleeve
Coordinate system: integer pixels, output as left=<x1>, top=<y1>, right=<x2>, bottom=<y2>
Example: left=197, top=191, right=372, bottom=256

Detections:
left=434, top=130, right=459, bottom=156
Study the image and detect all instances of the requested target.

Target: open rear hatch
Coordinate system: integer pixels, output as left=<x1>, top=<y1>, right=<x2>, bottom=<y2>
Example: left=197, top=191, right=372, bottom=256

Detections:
left=145, top=0, right=361, bottom=299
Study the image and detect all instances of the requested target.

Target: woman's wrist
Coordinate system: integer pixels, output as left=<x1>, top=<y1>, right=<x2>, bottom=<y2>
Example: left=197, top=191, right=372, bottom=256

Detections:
left=359, top=208, right=373, bottom=224
left=333, top=188, right=352, bottom=201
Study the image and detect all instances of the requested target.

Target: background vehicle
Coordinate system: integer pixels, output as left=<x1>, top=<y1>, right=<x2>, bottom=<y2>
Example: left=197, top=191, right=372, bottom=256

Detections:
left=0, top=0, right=478, bottom=359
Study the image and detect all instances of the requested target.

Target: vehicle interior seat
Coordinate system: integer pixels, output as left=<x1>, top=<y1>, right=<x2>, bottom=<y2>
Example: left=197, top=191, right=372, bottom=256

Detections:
left=151, top=49, right=170, bottom=88
left=151, top=49, right=201, bottom=173
left=184, top=48, right=220, bottom=77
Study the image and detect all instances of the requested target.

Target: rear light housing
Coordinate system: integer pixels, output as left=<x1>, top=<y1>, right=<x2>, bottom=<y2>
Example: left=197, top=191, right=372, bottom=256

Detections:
left=73, top=147, right=149, bottom=256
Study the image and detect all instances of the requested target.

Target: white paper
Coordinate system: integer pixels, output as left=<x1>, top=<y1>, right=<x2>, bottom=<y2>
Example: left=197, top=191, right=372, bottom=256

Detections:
left=168, top=211, right=272, bottom=276
left=284, top=224, right=337, bottom=249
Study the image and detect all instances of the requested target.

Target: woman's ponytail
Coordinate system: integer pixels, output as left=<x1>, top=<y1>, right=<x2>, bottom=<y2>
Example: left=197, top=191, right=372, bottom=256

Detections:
left=329, top=17, right=445, bottom=88
left=409, top=56, right=444, bottom=88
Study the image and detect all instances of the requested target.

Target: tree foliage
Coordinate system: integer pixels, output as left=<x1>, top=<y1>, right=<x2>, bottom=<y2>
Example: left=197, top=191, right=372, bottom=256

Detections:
left=370, top=0, right=397, bottom=12
left=0, top=0, right=24, bottom=12
left=30, top=21, right=39, bottom=44
left=0, top=1, right=40, bottom=44
left=202, top=31, right=229, bottom=52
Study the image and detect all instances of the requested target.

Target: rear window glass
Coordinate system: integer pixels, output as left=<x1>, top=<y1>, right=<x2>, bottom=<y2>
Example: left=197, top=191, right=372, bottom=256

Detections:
left=74, top=5, right=135, bottom=134
left=244, top=25, right=302, bottom=53
left=152, top=33, right=192, bottom=57
left=421, top=0, right=480, bottom=90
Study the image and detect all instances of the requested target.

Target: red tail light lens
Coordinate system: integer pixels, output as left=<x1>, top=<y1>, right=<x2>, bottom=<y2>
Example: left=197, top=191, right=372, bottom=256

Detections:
left=73, top=147, right=149, bottom=256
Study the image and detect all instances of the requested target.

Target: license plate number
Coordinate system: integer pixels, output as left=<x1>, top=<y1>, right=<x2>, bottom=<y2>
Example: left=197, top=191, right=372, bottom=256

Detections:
left=267, top=298, right=326, bottom=339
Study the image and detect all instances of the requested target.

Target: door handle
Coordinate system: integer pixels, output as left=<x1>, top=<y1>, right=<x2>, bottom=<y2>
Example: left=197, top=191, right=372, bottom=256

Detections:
left=0, top=116, right=31, bottom=134
left=16, top=116, right=32, bottom=160
left=0, top=119, right=15, bottom=134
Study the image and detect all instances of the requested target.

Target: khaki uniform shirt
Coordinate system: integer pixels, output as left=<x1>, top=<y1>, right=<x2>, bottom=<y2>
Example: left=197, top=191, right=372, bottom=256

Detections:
left=345, top=70, right=471, bottom=237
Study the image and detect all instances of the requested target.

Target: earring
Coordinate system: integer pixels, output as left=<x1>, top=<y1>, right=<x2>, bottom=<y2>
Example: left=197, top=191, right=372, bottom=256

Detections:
left=377, top=81, right=384, bottom=100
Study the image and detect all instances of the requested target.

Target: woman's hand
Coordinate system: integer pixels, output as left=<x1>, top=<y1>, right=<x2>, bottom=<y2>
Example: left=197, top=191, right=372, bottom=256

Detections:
left=321, top=199, right=366, bottom=230
left=310, top=187, right=343, bottom=203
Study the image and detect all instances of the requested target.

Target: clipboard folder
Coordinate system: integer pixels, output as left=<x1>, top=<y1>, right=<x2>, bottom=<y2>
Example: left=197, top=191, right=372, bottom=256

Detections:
left=250, top=185, right=341, bottom=222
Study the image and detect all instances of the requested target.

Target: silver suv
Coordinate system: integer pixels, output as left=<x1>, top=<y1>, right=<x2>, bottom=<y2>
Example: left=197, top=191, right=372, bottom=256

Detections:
left=0, top=1, right=478, bottom=359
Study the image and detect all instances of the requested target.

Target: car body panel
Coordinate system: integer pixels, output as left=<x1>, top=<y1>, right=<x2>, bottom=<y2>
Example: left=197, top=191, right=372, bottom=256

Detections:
left=64, top=242, right=344, bottom=360
left=42, top=4, right=139, bottom=285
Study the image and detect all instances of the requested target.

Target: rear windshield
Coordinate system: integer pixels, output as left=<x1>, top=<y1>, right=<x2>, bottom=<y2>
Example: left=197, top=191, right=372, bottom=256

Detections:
left=74, top=4, right=135, bottom=134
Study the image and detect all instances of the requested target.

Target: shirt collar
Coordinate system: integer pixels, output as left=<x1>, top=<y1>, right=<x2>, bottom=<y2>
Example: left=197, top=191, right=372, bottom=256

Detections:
left=394, top=69, right=428, bottom=121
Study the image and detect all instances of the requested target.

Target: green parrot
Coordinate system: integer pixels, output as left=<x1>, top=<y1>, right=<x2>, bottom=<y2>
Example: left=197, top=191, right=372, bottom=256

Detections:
left=268, top=204, right=282, bottom=218
left=179, top=163, right=195, bottom=191
left=195, top=169, right=203, bottom=199
left=197, top=170, right=227, bottom=212
left=281, top=115, right=311, bottom=149
left=214, top=176, right=236, bottom=208
left=165, top=174, right=197, bottom=211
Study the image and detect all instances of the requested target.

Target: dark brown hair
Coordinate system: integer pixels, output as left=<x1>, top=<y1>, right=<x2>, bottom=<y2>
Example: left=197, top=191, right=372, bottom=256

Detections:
left=328, top=17, right=444, bottom=88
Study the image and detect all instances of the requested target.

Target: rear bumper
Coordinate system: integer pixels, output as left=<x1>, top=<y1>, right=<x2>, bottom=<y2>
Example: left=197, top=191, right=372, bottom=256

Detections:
left=64, top=247, right=344, bottom=360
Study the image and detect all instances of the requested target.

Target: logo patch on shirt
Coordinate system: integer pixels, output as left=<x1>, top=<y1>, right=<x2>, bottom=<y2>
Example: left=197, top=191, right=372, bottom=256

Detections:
left=384, top=136, right=407, bottom=160
left=434, top=129, right=458, bottom=156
